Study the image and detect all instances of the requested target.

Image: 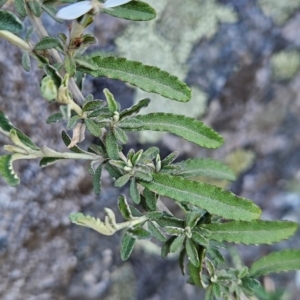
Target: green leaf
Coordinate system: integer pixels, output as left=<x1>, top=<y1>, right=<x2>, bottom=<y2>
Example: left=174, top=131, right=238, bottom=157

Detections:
left=119, top=98, right=150, bottom=119
left=78, top=56, right=191, bottom=102
left=27, top=0, right=41, bottom=17
left=185, top=211, right=202, bottom=229
left=170, top=234, right=185, bottom=253
left=42, top=4, right=62, bottom=23
left=143, top=188, right=157, bottom=211
left=14, top=0, right=26, bottom=18
left=179, top=248, right=186, bottom=275
left=44, top=64, right=62, bottom=89
left=128, top=227, right=150, bottom=239
left=154, top=214, right=185, bottom=228
left=104, top=88, right=118, bottom=113
left=161, top=236, right=176, bottom=258
left=21, top=52, right=31, bottom=72
left=134, top=170, right=153, bottom=182
left=85, top=119, right=102, bottom=137
left=64, top=53, right=76, bottom=77
left=46, top=112, right=63, bottom=124
left=175, top=158, right=236, bottom=181
left=93, top=165, right=102, bottom=195
left=118, top=116, right=144, bottom=129
left=140, top=147, right=160, bottom=163
left=67, top=115, right=80, bottom=129
left=34, top=36, right=60, bottom=51
left=103, top=1, right=156, bottom=21
left=105, top=130, right=119, bottom=160
left=130, top=177, right=140, bottom=204
left=186, top=238, right=200, bottom=267
left=188, top=262, right=202, bottom=287
left=192, top=231, right=209, bottom=247
left=75, top=56, right=98, bottom=71
left=161, top=151, right=179, bottom=167
left=61, top=131, right=85, bottom=153
left=147, top=221, right=166, bottom=242
left=83, top=100, right=104, bottom=112
left=0, top=10, right=24, bottom=33
left=120, top=232, right=136, bottom=261
left=120, top=113, right=223, bottom=148
left=0, top=111, right=39, bottom=151
left=249, top=249, right=300, bottom=277
left=141, top=173, right=261, bottom=221
left=118, top=195, right=132, bottom=220
left=204, top=285, right=214, bottom=300
left=0, top=155, right=20, bottom=186
left=212, top=283, right=222, bottom=299
left=40, top=157, right=65, bottom=168
left=113, top=127, right=128, bottom=144
left=203, top=220, right=298, bottom=245
left=114, top=174, right=131, bottom=187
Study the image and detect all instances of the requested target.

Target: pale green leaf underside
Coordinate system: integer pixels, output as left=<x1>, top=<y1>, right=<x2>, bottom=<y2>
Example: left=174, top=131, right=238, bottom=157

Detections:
left=103, top=1, right=156, bottom=21
left=203, top=220, right=298, bottom=245
left=77, top=56, right=191, bottom=102
left=141, top=173, right=261, bottom=221
left=0, top=154, right=20, bottom=186
left=175, top=158, right=236, bottom=180
left=40, top=157, right=65, bottom=168
left=249, top=249, right=300, bottom=277
left=120, top=113, right=223, bottom=148
left=0, top=111, right=40, bottom=150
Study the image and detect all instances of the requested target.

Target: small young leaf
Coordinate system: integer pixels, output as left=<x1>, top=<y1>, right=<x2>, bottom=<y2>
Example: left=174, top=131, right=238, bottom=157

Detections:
left=21, top=52, right=31, bottom=72
left=129, top=205, right=143, bottom=217
left=128, top=227, right=150, bottom=239
left=147, top=221, right=166, bottom=242
left=93, top=165, right=102, bottom=195
left=14, top=0, right=26, bottom=18
left=40, top=157, right=64, bottom=168
left=78, top=56, right=191, bottom=102
left=170, top=234, right=185, bottom=253
left=0, top=155, right=20, bottom=186
left=104, top=88, right=118, bottom=113
left=46, top=112, right=63, bottom=124
left=121, top=232, right=136, bottom=261
left=44, top=64, right=62, bottom=89
left=121, top=113, right=224, bottom=148
left=129, top=177, right=140, bottom=204
left=202, top=220, right=298, bottom=245
left=140, top=147, right=160, bottom=163
left=161, top=151, right=179, bottom=167
left=161, top=236, right=176, bottom=258
left=105, top=130, right=119, bottom=160
left=114, top=173, right=131, bottom=187
left=118, top=195, right=132, bottom=220
left=175, top=158, right=236, bottom=181
left=34, top=36, right=60, bottom=51
left=61, top=130, right=85, bottom=153
left=141, top=173, right=261, bottom=221
left=249, top=249, right=300, bottom=277
left=143, top=188, right=156, bottom=211
left=186, top=238, right=200, bottom=267
left=0, top=11, right=24, bottom=33
left=64, top=53, right=76, bottom=77
left=27, top=0, right=42, bottom=17
left=134, top=170, right=153, bottom=182
left=103, top=1, right=156, bottom=21
left=119, top=98, right=150, bottom=119
left=185, top=211, right=202, bottom=229
left=131, top=149, right=143, bottom=165
left=113, top=127, right=128, bottom=144
left=85, top=119, right=102, bottom=137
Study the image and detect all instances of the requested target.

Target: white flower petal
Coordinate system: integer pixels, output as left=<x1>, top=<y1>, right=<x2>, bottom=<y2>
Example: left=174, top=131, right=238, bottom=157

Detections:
left=103, top=0, right=131, bottom=9
left=56, top=1, right=94, bottom=20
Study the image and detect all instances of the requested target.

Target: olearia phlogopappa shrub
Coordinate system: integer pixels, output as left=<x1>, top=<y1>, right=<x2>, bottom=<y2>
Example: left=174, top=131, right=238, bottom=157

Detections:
left=0, top=1, right=299, bottom=299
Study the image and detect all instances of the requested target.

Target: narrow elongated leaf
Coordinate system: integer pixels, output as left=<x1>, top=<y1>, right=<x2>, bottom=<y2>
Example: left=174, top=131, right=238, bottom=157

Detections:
left=15, top=0, right=26, bottom=17
left=161, top=151, right=179, bottom=167
left=147, top=221, right=166, bottom=242
left=27, top=0, right=41, bottom=17
left=186, top=238, right=200, bottom=267
left=22, top=52, right=31, bottom=72
left=118, top=195, right=132, bottom=220
left=104, top=88, right=118, bottom=113
left=78, top=56, right=191, bottom=102
left=141, top=173, right=261, bottom=221
left=0, top=11, right=24, bottom=33
left=103, top=1, right=156, bottom=21
left=175, top=158, right=236, bottom=181
left=46, top=112, right=63, bottom=124
left=64, top=53, right=76, bottom=76
left=249, top=249, right=300, bottom=277
left=170, top=235, right=185, bottom=253
left=202, top=220, right=298, bottom=245
left=121, top=232, right=136, bottom=261
left=44, top=64, right=62, bottom=88
left=75, top=57, right=98, bottom=71
left=113, top=127, right=128, bottom=144
left=93, top=165, right=102, bottom=195
left=143, top=188, right=156, bottom=211
left=40, top=157, right=65, bottom=167
left=0, top=155, right=20, bottom=186
left=188, top=262, right=202, bottom=287
left=119, top=98, right=150, bottom=119
left=130, top=177, right=140, bottom=204
left=0, top=111, right=39, bottom=150
left=120, top=114, right=223, bottom=148
left=34, top=36, right=60, bottom=50
left=105, top=130, right=119, bottom=160
left=128, top=227, right=150, bottom=239
left=85, top=119, right=102, bottom=137
left=161, top=236, right=176, bottom=258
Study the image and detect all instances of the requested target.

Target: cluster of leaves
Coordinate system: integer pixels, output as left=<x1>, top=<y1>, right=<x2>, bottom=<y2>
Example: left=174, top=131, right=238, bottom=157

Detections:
left=0, top=1, right=300, bottom=299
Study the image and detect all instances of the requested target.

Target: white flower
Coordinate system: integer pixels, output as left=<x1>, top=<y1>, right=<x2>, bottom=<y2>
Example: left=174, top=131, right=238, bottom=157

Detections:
left=56, top=0, right=132, bottom=20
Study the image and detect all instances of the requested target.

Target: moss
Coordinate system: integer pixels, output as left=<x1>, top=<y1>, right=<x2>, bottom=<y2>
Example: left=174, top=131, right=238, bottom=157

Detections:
left=116, top=0, right=237, bottom=142
left=258, top=0, right=300, bottom=25
left=271, top=50, right=300, bottom=81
